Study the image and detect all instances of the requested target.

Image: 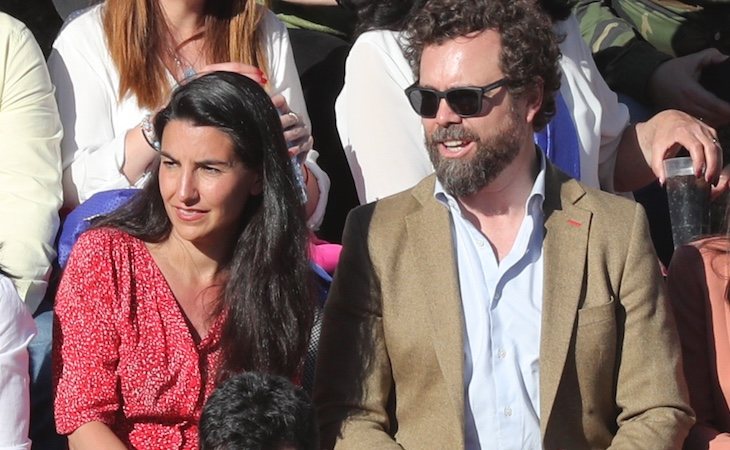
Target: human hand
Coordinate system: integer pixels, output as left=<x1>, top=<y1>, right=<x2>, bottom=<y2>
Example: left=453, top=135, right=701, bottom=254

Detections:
left=198, top=62, right=268, bottom=85
left=270, top=93, right=314, bottom=159
left=649, top=49, right=730, bottom=127
left=635, top=109, right=722, bottom=185
left=711, top=164, right=730, bottom=200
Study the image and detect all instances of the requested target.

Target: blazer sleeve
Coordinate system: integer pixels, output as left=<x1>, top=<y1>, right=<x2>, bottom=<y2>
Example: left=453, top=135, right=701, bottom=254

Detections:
left=314, top=207, right=403, bottom=450
left=608, top=204, right=695, bottom=448
left=668, top=245, right=730, bottom=449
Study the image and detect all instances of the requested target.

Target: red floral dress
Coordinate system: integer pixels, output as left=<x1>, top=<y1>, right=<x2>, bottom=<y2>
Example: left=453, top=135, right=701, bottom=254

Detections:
left=53, top=227, right=224, bottom=449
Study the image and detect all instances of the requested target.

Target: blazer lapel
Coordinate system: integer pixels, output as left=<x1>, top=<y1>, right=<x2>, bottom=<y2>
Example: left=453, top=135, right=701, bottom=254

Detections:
left=405, top=176, right=466, bottom=441
left=539, top=165, right=591, bottom=439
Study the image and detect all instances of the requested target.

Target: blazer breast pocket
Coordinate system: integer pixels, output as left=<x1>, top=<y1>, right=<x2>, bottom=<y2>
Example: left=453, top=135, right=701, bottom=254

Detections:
left=577, top=297, right=616, bottom=328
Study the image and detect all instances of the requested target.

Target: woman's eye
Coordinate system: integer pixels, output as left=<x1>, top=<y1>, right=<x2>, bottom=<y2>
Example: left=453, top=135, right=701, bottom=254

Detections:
left=161, top=160, right=177, bottom=168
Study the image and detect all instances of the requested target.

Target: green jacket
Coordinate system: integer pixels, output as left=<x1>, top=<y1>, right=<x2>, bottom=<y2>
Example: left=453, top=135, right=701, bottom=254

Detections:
left=575, top=0, right=730, bottom=103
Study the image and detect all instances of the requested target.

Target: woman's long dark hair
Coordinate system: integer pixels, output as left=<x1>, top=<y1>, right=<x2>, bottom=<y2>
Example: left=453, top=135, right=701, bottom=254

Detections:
left=94, top=71, right=313, bottom=379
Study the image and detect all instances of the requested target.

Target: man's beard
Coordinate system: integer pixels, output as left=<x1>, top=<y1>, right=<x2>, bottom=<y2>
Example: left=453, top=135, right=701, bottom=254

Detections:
left=426, top=118, right=522, bottom=197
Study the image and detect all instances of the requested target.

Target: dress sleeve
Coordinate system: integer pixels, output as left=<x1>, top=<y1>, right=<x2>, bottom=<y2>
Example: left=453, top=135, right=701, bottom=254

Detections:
left=53, top=230, right=124, bottom=434
left=0, top=276, right=36, bottom=450
left=48, top=15, right=135, bottom=208
left=0, top=18, right=63, bottom=313
left=335, top=35, right=432, bottom=203
left=668, top=245, right=730, bottom=449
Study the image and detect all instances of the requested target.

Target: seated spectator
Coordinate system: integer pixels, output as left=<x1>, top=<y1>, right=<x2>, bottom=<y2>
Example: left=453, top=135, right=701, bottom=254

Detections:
left=48, top=0, right=329, bottom=229
left=0, top=270, right=36, bottom=450
left=335, top=0, right=723, bottom=204
left=0, top=11, right=64, bottom=450
left=667, top=231, right=730, bottom=447
left=200, top=372, right=318, bottom=450
left=53, top=72, right=315, bottom=449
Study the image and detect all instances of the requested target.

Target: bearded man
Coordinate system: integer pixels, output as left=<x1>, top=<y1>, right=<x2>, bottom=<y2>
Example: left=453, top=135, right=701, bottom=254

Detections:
left=313, top=0, right=694, bottom=448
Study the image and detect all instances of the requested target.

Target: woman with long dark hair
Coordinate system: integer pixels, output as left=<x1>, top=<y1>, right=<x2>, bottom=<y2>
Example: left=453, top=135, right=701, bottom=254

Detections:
left=53, top=71, right=314, bottom=449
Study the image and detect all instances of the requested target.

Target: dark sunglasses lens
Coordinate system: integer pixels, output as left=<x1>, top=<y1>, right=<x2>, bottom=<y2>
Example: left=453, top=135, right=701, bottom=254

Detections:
left=409, top=89, right=439, bottom=118
left=446, top=89, right=481, bottom=116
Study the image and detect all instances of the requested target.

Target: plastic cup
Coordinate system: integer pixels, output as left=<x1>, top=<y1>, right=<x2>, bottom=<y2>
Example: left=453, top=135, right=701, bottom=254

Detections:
left=663, top=157, right=709, bottom=248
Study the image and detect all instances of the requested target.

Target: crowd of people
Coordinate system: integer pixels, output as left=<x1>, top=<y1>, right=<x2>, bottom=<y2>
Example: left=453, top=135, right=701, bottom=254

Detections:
left=1, top=0, right=730, bottom=448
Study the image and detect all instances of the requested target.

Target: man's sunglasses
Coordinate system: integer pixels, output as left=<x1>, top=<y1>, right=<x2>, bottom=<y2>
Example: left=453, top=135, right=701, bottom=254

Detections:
left=404, top=78, right=509, bottom=118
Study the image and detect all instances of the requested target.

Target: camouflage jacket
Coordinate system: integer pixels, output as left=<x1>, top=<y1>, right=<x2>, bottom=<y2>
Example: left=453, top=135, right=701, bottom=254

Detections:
left=575, top=0, right=730, bottom=103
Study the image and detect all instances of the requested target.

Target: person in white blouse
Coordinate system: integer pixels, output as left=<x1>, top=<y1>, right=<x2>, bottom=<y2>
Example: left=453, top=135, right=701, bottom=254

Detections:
left=49, top=0, right=329, bottom=228
left=0, top=273, right=37, bottom=450
left=336, top=0, right=724, bottom=204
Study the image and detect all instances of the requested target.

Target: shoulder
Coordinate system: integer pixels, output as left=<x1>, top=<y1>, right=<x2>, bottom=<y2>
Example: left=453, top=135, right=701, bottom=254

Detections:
left=258, top=7, right=288, bottom=42
left=71, top=227, right=142, bottom=262
left=53, top=4, right=105, bottom=53
left=347, top=176, right=436, bottom=235
left=349, top=30, right=407, bottom=64
left=0, top=12, right=29, bottom=42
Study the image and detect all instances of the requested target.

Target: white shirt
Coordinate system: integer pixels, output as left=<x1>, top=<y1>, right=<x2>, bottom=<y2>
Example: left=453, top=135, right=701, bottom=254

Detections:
left=49, top=5, right=311, bottom=206
left=0, top=13, right=63, bottom=313
left=0, top=275, right=36, bottom=450
left=435, top=152, right=546, bottom=449
left=335, top=15, right=629, bottom=204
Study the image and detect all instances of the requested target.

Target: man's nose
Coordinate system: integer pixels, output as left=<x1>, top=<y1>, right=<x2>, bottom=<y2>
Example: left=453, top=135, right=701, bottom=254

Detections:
left=434, top=98, right=463, bottom=127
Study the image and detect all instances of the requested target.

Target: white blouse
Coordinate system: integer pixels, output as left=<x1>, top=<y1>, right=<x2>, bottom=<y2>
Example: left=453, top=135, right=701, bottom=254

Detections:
left=336, top=16, right=630, bottom=203
left=0, top=276, right=36, bottom=450
left=49, top=4, right=311, bottom=206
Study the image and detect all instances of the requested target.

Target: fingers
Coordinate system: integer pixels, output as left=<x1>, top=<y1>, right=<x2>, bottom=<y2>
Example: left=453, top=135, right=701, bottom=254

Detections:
left=198, top=62, right=268, bottom=85
left=695, top=47, right=730, bottom=67
left=710, top=165, right=730, bottom=201
left=647, top=110, right=722, bottom=185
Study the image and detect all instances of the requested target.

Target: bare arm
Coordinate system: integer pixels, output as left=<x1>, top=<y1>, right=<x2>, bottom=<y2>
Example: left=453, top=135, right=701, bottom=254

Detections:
left=68, top=421, right=127, bottom=450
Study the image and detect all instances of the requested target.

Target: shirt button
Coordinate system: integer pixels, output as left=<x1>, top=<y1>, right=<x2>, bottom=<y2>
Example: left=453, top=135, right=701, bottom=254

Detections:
left=497, top=349, right=506, bottom=359
left=493, top=292, right=501, bottom=301
left=477, top=239, right=486, bottom=248
left=504, top=407, right=512, bottom=417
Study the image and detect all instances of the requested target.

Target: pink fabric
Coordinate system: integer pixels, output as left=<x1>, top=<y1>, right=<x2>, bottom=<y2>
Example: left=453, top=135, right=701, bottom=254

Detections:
left=668, top=237, right=730, bottom=449
left=309, top=235, right=342, bottom=274
left=53, top=228, right=223, bottom=449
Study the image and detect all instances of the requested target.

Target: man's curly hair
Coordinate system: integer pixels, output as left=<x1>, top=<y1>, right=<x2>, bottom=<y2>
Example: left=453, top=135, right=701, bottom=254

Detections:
left=404, top=0, right=562, bottom=130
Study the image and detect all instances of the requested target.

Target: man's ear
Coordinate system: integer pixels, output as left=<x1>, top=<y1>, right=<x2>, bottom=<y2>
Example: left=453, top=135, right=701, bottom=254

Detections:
left=523, top=78, right=544, bottom=126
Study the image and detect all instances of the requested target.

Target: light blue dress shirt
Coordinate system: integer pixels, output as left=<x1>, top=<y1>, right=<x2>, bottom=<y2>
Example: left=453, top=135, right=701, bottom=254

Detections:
left=434, top=151, right=546, bottom=450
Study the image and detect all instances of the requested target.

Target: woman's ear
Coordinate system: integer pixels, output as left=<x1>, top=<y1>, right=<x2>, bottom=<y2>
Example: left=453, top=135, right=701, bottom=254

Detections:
left=250, top=172, right=263, bottom=197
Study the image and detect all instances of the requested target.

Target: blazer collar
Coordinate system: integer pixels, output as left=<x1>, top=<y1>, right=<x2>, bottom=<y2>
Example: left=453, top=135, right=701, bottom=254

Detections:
left=406, top=175, right=466, bottom=445
left=539, top=163, right=591, bottom=438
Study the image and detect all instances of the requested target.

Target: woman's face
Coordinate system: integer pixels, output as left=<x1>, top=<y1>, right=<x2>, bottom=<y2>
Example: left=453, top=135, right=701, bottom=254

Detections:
left=158, top=119, right=262, bottom=250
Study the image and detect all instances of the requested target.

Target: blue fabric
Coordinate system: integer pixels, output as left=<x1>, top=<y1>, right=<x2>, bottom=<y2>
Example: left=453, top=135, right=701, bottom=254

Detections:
left=534, top=91, right=581, bottom=180
left=57, top=189, right=140, bottom=268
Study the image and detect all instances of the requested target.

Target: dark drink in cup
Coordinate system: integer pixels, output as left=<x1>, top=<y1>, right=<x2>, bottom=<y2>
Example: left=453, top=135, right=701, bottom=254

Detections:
left=664, top=157, right=710, bottom=248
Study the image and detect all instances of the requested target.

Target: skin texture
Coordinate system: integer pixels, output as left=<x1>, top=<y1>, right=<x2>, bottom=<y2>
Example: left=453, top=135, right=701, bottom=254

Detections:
left=158, top=120, right=262, bottom=252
